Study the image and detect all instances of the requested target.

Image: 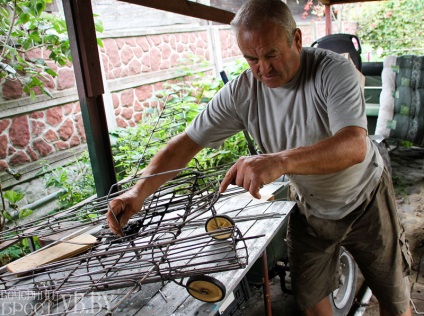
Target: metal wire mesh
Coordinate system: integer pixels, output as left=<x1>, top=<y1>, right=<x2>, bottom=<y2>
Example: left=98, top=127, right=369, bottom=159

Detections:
left=0, top=166, right=259, bottom=315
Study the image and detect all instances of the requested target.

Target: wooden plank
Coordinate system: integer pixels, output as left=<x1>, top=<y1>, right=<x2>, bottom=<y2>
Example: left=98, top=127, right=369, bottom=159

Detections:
left=119, top=0, right=235, bottom=25
left=134, top=197, right=256, bottom=316
left=172, top=201, right=292, bottom=315
left=6, top=234, right=97, bottom=274
left=135, top=198, right=293, bottom=316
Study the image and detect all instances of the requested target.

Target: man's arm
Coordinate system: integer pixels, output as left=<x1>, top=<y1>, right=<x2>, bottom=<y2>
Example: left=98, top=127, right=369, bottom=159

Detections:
left=107, top=132, right=203, bottom=236
left=220, top=126, right=367, bottom=199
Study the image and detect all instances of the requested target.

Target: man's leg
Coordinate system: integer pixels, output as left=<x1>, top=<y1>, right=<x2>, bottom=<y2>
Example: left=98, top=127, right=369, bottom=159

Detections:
left=342, top=168, right=412, bottom=316
left=286, top=207, right=341, bottom=313
left=304, top=296, right=332, bottom=316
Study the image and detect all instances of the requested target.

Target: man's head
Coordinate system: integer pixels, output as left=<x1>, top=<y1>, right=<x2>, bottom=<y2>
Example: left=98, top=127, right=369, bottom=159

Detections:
left=231, top=0, right=302, bottom=88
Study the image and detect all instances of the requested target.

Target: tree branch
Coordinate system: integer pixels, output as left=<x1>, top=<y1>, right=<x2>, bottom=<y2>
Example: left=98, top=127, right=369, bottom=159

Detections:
left=1, top=0, right=18, bottom=60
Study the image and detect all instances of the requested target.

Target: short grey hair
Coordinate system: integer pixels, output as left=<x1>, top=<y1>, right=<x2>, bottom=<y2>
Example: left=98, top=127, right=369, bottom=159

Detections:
left=230, top=0, right=297, bottom=45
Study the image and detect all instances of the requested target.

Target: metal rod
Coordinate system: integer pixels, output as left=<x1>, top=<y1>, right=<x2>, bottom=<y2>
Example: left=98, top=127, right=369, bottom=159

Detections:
left=262, top=249, right=272, bottom=316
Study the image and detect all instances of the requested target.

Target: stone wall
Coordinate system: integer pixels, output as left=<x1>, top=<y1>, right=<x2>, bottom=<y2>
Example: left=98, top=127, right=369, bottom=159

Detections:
left=104, top=30, right=213, bottom=128
left=0, top=101, right=84, bottom=167
left=0, top=25, right=241, bottom=190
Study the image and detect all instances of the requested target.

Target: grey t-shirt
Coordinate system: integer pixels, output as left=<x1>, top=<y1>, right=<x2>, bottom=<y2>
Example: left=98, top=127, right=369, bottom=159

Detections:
left=186, top=47, right=384, bottom=220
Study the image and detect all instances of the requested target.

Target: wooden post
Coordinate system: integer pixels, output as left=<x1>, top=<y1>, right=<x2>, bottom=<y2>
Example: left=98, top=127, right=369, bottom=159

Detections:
left=62, top=0, right=117, bottom=197
left=325, top=4, right=332, bottom=35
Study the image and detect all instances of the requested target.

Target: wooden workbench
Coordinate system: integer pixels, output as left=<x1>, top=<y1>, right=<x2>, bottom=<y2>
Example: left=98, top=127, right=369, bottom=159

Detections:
left=0, top=189, right=294, bottom=316
left=126, top=194, right=294, bottom=316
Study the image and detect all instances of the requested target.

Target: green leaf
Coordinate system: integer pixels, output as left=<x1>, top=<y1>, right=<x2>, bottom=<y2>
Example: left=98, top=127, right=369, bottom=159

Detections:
left=4, top=190, right=24, bottom=204
left=42, top=86, right=53, bottom=98
left=18, top=209, right=33, bottom=219
left=3, top=212, right=12, bottom=221
left=29, top=89, right=36, bottom=100
left=182, top=96, right=197, bottom=102
left=0, top=6, right=10, bottom=18
left=18, top=13, right=31, bottom=24
left=45, top=67, right=57, bottom=77
left=35, top=1, right=46, bottom=16
left=94, top=19, right=104, bottom=33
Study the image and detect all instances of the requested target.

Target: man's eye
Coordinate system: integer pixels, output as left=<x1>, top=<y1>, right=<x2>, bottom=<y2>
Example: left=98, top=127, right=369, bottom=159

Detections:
left=245, top=57, right=258, bottom=63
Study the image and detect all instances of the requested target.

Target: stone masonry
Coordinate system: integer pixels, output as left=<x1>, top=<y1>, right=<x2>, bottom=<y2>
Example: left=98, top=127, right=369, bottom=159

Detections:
left=0, top=28, right=241, bottom=171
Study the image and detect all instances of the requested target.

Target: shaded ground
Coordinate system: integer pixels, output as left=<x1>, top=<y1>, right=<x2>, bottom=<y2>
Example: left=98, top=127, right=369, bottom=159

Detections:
left=241, top=146, right=424, bottom=316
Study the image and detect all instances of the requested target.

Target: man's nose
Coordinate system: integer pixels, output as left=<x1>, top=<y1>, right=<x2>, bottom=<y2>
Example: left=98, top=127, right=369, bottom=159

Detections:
left=258, top=59, right=271, bottom=73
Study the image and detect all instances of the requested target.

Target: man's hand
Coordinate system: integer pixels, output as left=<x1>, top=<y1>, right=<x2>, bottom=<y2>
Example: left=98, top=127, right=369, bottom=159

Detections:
left=106, top=189, right=144, bottom=237
left=219, top=154, right=284, bottom=199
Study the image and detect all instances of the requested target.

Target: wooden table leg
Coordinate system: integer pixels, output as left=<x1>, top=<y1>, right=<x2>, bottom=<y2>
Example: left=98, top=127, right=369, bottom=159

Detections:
left=262, top=249, right=272, bottom=316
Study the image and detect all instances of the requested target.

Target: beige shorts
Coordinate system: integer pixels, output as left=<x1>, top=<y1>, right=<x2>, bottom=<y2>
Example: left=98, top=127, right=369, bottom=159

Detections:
left=287, top=167, right=412, bottom=314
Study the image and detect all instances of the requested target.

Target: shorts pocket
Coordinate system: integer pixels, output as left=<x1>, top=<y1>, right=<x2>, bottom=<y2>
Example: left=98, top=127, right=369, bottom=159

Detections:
left=399, top=225, right=412, bottom=276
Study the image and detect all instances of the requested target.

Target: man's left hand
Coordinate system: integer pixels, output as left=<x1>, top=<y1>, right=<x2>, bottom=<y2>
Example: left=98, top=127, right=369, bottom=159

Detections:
left=219, top=154, right=284, bottom=199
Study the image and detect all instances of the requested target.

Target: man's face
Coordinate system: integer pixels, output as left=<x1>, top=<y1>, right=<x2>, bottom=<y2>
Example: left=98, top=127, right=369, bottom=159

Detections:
left=237, top=21, right=302, bottom=88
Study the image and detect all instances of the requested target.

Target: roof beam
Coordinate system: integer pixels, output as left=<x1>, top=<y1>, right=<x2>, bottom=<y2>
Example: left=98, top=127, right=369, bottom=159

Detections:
left=118, top=0, right=235, bottom=25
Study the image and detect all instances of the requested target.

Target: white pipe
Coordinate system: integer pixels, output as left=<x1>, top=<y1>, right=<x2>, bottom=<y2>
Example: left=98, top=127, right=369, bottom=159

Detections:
left=8, top=189, right=66, bottom=220
left=354, top=286, right=373, bottom=316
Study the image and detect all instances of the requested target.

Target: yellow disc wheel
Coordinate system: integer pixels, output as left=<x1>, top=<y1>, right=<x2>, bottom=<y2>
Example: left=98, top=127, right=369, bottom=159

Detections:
left=186, top=275, right=226, bottom=303
left=205, top=215, right=235, bottom=240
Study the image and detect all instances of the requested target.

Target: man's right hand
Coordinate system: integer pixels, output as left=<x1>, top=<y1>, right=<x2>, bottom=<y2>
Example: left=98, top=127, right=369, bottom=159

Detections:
left=106, top=189, right=144, bottom=237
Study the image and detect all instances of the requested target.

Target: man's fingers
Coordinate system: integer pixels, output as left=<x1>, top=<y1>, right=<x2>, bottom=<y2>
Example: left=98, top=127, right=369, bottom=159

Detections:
left=219, top=166, right=237, bottom=193
left=107, top=199, right=125, bottom=236
left=249, top=180, right=262, bottom=199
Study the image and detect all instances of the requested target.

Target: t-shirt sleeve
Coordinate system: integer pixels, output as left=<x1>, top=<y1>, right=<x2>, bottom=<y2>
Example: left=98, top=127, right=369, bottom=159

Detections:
left=322, top=59, right=367, bottom=134
left=185, top=79, right=245, bottom=149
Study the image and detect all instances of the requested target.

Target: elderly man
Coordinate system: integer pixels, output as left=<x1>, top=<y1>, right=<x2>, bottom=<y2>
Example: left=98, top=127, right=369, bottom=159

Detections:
left=107, top=0, right=412, bottom=314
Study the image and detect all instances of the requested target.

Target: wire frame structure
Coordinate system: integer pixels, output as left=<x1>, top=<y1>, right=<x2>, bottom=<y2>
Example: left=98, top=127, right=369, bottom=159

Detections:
left=0, top=166, right=259, bottom=314
left=0, top=99, right=264, bottom=314
left=0, top=166, right=241, bottom=245
left=130, top=99, right=188, bottom=179
left=0, top=226, right=250, bottom=314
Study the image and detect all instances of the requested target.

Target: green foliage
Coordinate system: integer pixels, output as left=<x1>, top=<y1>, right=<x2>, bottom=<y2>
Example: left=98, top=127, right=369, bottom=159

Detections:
left=224, top=58, right=249, bottom=81
left=0, top=0, right=103, bottom=98
left=188, top=132, right=250, bottom=170
left=0, top=0, right=68, bottom=97
left=152, top=54, right=225, bottom=110
left=111, top=57, right=251, bottom=180
left=0, top=187, right=38, bottom=265
left=0, top=189, right=33, bottom=227
left=111, top=105, right=195, bottom=179
left=3, top=189, right=24, bottom=210
left=353, top=0, right=424, bottom=57
left=0, top=236, right=39, bottom=266
left=42, top=151, right=96, bottom=209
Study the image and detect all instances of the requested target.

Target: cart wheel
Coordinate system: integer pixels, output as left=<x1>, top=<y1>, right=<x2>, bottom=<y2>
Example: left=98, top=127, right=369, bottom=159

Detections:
left=205, top=215, right=235, bottom=240
left=330, top=248, right=357, bottom=315
left=186, top=275, right=226, bottom=303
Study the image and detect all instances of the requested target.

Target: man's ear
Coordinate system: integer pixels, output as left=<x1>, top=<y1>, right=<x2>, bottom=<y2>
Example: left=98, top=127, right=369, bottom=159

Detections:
left=293, top=28, right=302, bottom=51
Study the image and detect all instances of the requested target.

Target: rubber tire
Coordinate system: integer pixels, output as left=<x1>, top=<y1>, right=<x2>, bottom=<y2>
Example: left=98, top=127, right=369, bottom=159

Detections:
left=205, top=215, right=235, bottom=240
left=330, top=248, right=357, bottom=316
left=186, top=275, right=226, bottom=303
